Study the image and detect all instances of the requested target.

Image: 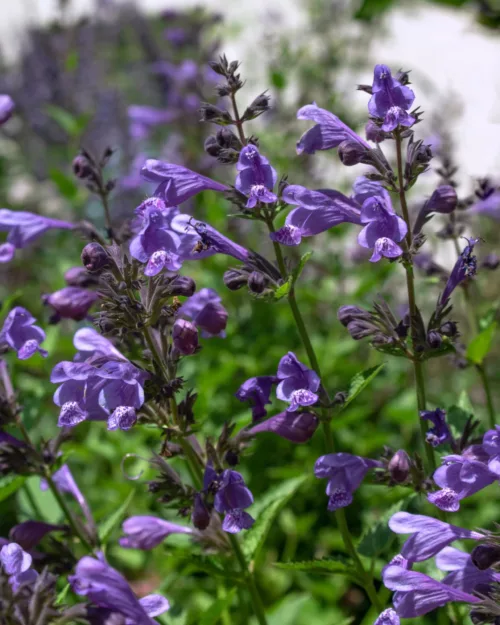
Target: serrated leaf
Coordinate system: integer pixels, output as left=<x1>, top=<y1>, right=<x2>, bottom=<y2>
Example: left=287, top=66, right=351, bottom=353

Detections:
left=0, top=475, right=26, bottom=503
left=467, top=322, right=497, bottom=365
left=274, top=557, right=359, bottom=582
left=98, top=489, right=135, bottom=544
left=200, top=588, right=236, bottom=625
left=357, top=496, right=414, bottom=558
left=242, top=475, right=308, bottom=563
left=340, top=363, right=385, bottom=411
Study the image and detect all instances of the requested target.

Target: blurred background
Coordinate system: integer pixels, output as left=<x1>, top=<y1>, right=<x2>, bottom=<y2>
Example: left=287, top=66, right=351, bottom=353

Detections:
left=1, top=1, right=500, bottom=624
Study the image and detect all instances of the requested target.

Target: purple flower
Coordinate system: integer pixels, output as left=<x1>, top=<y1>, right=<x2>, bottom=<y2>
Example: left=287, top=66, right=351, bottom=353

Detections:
left=483, top=426, right=500, bottom=476
left=9, top=521, right=65, bottom=551
left=179, top=288, right=228, bottom=337
left=427, top=450, right=497, bottom=512
left=214, top=470, right=255, bottom=534
left=436, top=546, right=500, bottom=593
left=249, top=410, right=319, bottom=443
left=128, top=106, right=177, bottom=140
left=172, top=319, right=199, bottom=355
left=70, top=556, right=169, bottom=625
left=41, top=465, right=95, bottom=531
left=357, top=195, right=407, bottom=262
left=0, top=307, right=47, bottom=359
left=368, top=65, right=415, bottom=131
left=276, top=352, right=320, bottom=412
left=234, top=145, right=277, bottom=208
left=129, top=198, right=182, bottom=275
left=439, top=237, right=479, bottom=309
left=42, top=287, right=99, bottom=322
left=120, top=516, right=193, bottom=550
left=314, top=453, right=382, bottom=510
left=0, top=209, right=73, bottom=262
left=0, top=95, right=15, bottom=125
left=235, top=376, right=278, bottom=421
left=382, top=564, right=480, bottom=617
left=0, top=542, right=38, bottom=591
left=296, top=103, right=370, bottom=155
left=141, top=160, right=227, bottom=205
left=420, top=408, right=452, bottom=447
left=470, top=191, right=500, bottom=220
left=388, top=512, right=484, bottom=563
left=425, top=185, right=458, bottom=214
left=51, top=328, right=148, bottom=430
left=373, top=608, right=400, bottom=625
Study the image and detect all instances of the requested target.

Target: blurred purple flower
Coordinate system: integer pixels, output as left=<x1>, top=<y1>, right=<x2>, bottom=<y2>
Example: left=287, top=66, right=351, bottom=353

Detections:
left=296, top=103, right=369, bottom=155
left=235, top=145, right=277, bottom=208
left=483, top=425, right=500, bottom=475
left=249, top=410, right=319, bottom=443
left=70, top=556, right=169, bottom=625
left=0, top=306, right=47, bottom=359
left=0, top=95, right=15, bottom=125
left=439, top=237, right=480, bottom=309
left=470, top=191, right=500, bottom=220
left=179, top=288, right=228, bottom=337
left=374, top=608, right=400, bottom=625
left=120, top=516, right=193, bottom=550
left=42, top=287, right=99, bottom=322
left=420, top=408, right=452, bottom=447
left=9, top=521, right=65, bottom=551
left=388, top=512, right=483, bottom=562
left=314, top=452, right=382, bottom=510
left=235, top=375, right=278, bottom=421
left=0, top=209, right=73, bottom=262
left=276, top=352, right=320, bottom=411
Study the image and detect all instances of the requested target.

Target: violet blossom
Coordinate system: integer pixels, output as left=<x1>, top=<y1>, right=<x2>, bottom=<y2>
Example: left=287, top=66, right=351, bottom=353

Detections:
left=249, top=410, right=319, bottom=443
left=70, top=556, right=169, bottom=625
left=482, top=425, right=500, bottom=476
left=373, top=608, right=400, bottom=625
left=0, top=209, right=74, bottom=263
left=471, top=191, right=500, bottom=220
left=120, top=516, right=193, bottom=550
left=0, top=306, right=48, bottom=360
left=9, top=520, right=65, bottom=551
left=420, top=408, right=452, bottom=447
left=234, top=144, right=277, bottom=208
left=276, top=352, right=320, bottom=411
left=0, top=542, right=38, bottom=591
left=0, top=94, right=14, bottom=125
left=235, top=375, right=278, bottom=421
left=436, top=546, right=500, bottom=593
left=179, top=288, right=228, bottom=337
left=204, top=466, right=255, bottom=533
left=314, top=453, right=382, bottom=510
left=42, top=287, right=99, bottom=322
left=438, top=237, right=480, bottom=309
left=51, top=327, right=148, bottom=430
left=368, top=65, right=415, bottom=132
left=388, top=512, right=483, bottom=562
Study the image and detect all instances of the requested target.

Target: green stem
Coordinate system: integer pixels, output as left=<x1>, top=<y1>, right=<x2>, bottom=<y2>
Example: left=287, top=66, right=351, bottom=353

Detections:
left=44, top=472, right=93, bottom=552
left=395, top=132, right=436, bottom=474
left=228, top=534, right=268, bottom=625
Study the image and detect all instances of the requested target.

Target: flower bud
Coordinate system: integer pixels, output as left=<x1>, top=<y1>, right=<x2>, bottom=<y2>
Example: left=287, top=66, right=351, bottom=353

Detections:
left=247, top=271, right=267, bottom=294
left=72, top=155, right=94, bottom=180
left=337, top=305, right=373, bottom=327
left=242, top=92, right=271, bottom=121
left=425, top=185, right=457, bottom=214
left=388, top=450, right=411, bottom=483
left=224, top=269, right=248, bottom=291
left=249, top=411, right=319, bottom=443
left=168, top=275, right=196, bottom=297
left=365, top=121, right=386, bottom=143
left=204, top=135, right=221, bottom=157
left=0, top=95, right=15, bottom=125
left=42, top=287, right=99, bottom=322
left=346, top=320, right=379, bottom=340
left=427, top=330, right=442, bottom=349
left=471, top=544, right=500, bottom=570
left=440, top=321, right=459, bottom=338
left=199, top=103, right=232, bottom=125
left=217, top=128, right=241, bottom=150
left=482, top=254, right=500, bottom=270
left=172, top=319, right=199, bottom=355
left=225, top=450, right=239, bottom=466
left=81, top=242, right=109, bottom=273
left=195, top=302, right=228, bottom=336
left=64, top=266, right=99, bottom=288
left=338, top=140, right=371, bottom=166
left=192, top=493, right=211, bottom=530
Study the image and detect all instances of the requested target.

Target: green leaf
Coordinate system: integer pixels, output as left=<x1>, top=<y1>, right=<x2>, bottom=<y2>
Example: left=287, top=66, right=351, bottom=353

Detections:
left=479, top=302, right=499, bottom=331
left=199, top=588, right=236, bottom=625
left=340, top=363, right=385, bottom=411
left=98, top=489, right=135, bottom=544
left=458, top=390, right=474, bottom=416
left=49, top=169, right=79, bottom=200
left=45, top=105, right=90, bottom=137
left=182, top=555, right=241, bottom=581
left=467, top=322, right=497, bottom=365
left=357, top=496, right=414, bottom=558
left=242, top=475, right=308, bottom=563
left=274, top=557, right=359, bottom=582
left=355, top=0, right=395, bottom=20
left=0, top=475, right=26, bottom=503
left=270, top=70, right=287, bottom=90
left=55, top=583, right=71, bottom=605
left=274, top=252, right=312, bottom=300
